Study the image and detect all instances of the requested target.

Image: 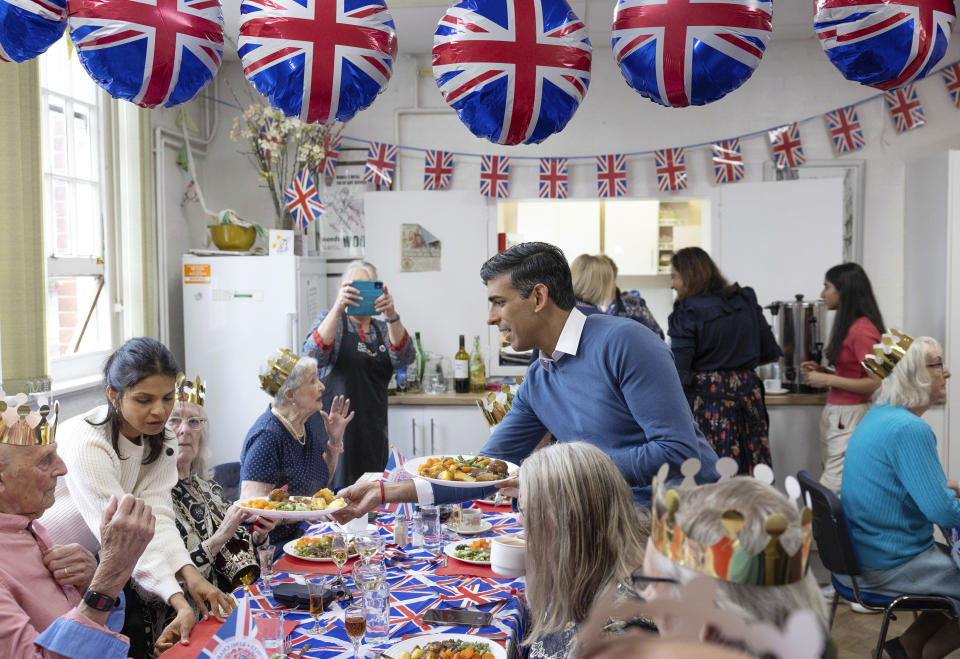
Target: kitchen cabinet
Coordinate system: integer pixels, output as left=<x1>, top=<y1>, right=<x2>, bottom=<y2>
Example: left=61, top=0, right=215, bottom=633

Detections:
left=387, top=401, right=492, bottom=459
left=604, top=200, right=660, bottom=275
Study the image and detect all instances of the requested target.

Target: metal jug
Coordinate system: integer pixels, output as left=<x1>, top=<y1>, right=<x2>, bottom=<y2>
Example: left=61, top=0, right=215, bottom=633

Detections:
left=766, top=294, right=827, bottom=393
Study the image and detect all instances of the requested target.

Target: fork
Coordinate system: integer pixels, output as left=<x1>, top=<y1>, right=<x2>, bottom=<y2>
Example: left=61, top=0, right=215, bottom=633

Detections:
left=493, top=491, right=503, bottom=507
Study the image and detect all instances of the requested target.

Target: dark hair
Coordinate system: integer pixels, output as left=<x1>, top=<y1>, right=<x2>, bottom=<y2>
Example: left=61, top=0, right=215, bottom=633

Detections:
left=479, top=242, right=576, bottom=311
left=670, top=247, right=740, bottom=300
left=823, top=263, right=884, bottom=365
left=92, top=337, right=179, bottom=465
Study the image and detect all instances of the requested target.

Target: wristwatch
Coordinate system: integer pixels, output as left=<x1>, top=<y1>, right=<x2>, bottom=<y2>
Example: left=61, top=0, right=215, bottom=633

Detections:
left=82, top=589, right=120, bottom=612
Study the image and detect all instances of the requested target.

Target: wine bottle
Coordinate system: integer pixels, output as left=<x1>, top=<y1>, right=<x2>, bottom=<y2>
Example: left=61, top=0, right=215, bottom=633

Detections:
left=413, top=331, right=426, bottom=391
left=454, top=334, right=470, bottom=393
left=469, top=335, right=486, bottom=393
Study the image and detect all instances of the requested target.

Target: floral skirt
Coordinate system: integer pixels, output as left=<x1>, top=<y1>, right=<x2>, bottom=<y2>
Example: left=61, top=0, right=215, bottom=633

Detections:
left=686, top=368, right=771, bottom=474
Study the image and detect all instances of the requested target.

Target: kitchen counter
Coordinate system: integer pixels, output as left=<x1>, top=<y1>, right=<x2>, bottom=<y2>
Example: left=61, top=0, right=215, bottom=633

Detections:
left=764, top=393, right=826, bottom=406
left=388, top=391, right=484, bottom=406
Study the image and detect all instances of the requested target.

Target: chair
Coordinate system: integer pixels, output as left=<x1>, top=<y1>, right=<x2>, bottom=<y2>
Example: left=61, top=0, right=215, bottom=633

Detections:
left=213, top=461, right=242, bottom=502
left=797, top=470, right=957, bottom=658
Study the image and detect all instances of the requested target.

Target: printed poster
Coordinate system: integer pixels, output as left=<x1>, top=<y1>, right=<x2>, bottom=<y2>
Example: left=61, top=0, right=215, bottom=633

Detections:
left=319, top=162, right=366, bottom=258
left=401, top=224, right=441, bottom=272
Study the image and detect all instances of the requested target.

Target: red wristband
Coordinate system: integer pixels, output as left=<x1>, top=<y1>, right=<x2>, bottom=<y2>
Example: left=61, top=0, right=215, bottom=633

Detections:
left=379, top=481, right=386, bottom=506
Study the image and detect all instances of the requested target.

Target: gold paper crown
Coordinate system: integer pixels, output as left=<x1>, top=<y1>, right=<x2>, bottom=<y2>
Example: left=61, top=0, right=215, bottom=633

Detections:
left=861, top=329, right=914, bottom=379
left=650, top=459, right=813, bottom=587
left=175, top=373, right=206, bottom=406
left=0, top=392, right=59, bottom=446
left=259, top=348, right=300, bottom=396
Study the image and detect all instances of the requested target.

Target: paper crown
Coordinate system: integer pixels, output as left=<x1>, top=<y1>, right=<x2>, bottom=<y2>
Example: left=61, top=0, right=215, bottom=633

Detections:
left=861, top=328, right=914, bottom=379
left=650, top=458, right=813, bottom=587
left=259, top=348, right=300, bottom=397
left=175, top=373, right=206, bottom=406
left=0, top=392, right=59, bottom=446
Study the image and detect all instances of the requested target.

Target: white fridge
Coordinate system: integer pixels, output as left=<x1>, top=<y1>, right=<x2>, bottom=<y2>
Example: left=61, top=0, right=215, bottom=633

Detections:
left=182, top=253, right=327, bottom=464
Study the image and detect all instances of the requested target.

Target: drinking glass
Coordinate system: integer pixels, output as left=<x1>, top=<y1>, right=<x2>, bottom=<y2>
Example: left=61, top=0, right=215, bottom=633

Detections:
left=419, top=505, right=442, bottom=555
left=353, top=561, right=386, bottom=594
left=253, top=610, right=284, bottom=655
left=355, top=528, right=381, bottom=565
left=440, top=503, right=461, bottom=540
left=256, top=545, right=275, bottom=596
left=344, top=601, right=367, bottom=659
left=330, top=532, right=350, bottom=590
left=361, top=581, right=391, bottom=647
left=460, top=508, right=482, bottom=533
left=305, top=577, right=328, bottom=637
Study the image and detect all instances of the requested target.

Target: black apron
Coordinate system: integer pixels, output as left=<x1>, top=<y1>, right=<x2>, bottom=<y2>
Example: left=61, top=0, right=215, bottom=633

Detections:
left=322, top=320, right=394, bottom=486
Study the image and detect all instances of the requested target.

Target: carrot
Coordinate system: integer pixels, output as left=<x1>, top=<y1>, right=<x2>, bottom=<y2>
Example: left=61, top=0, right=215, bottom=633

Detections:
left=481, top=653, right=494, bottom=659
left=461, top=648, right=475, bottom=659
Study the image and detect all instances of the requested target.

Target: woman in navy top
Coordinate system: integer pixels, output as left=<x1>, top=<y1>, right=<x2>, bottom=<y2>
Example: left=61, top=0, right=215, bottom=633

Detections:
left=668, top=248, right=781, bottom=473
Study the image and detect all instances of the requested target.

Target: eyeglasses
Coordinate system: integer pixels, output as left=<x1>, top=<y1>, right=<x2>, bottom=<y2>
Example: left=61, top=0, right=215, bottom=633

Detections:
left=166, top=416, right=206, bottom=430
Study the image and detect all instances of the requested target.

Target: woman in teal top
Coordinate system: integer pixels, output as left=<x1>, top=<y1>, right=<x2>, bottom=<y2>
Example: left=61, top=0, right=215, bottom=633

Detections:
left=840, top=334, right=960, bottom=659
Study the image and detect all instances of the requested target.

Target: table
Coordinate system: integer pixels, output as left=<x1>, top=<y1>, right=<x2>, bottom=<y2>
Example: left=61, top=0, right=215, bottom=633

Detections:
left=160, top=508, right=525, bottom=658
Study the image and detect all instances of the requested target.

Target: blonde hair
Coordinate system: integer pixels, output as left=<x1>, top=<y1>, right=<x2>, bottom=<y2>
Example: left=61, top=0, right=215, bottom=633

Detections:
left=570, top=254, right=616, bottom=307
left=874, top=336, right=940, bottom=409
left=519, top=442, right=648, bottom=644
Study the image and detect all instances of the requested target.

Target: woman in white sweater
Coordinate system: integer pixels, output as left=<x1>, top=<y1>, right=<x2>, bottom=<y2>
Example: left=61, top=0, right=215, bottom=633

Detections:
left=41, top=337, right=234, bottom=657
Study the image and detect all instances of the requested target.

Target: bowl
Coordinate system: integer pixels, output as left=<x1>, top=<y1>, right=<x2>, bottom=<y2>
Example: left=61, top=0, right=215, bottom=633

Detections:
left=208, top=224, right=256, bottom=251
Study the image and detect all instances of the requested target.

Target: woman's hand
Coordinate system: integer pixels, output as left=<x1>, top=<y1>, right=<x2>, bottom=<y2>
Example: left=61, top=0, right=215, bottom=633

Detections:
left=332, top=280, right=361, bottom=315
left=803, top=370, right=833, bottom=388
left=179, top=565, right=235, bottom=621
left=321, top=394, right=355, bottom=446
left=206, top=506, right=253, bottom=555
left=155, top=602, right=195, bottom=653
left=800, top=360, right=825, bottom=373
left=250, top=516, right=277, bottom=545
left=374, top=285, right=398, bottom=320
left=43, top=543, right=98, bottom=592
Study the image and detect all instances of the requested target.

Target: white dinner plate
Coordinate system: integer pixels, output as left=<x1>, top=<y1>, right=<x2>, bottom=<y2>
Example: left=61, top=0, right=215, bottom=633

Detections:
left=474, top=496, right=512, bottom=506
left=282, top=538, right=359, bottom=563
left=232, top=497, right=344, bottom=520
left=444, top=540, right=491, bottom=565
left=404, top=455, right=519, bottom=489
left=447, top=520, right=493, bottom=536
left=384, top=634, right=506, bottom=659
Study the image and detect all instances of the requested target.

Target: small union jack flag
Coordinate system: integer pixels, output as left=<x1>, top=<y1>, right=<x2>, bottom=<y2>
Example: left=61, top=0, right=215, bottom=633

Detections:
left=364, top=141, right=397, bottom=188
left=712, top=140, right=744, bottom=185
left=596, top=154, right=627, bottom=197
left=655, top=148, right=686, bottom=192
left=423, top=149, right=453, bottom=191
left=824, top=105, right=865, bottom=153
left=382, top=446, right=415, bottom=520
left=943, top=63, right=960, bottom=108
left=480, top=155, right=510, bottom=198
left=538, top=158, right=568, bottom=199
left=285, top=167, right=324, bottom=231
left=884, top=84, right=926, bottom=133
left=768, top=123, right=806, bottom=169
left=322, top=135, right=341, bottom=179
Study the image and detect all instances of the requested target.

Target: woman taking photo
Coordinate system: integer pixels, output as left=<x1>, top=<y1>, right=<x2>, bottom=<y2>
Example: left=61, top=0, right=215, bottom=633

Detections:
left=40, top=337, right=234, bottom=657
left=302, top=260, right=414, bottom=486
left=801, top=263, right=883, bottom=493
left=668, top=247, right=782, bottom=474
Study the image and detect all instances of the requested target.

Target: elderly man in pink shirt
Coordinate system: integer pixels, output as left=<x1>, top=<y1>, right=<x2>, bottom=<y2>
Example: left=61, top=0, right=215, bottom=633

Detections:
left=0, top=407, right=154, bottom=659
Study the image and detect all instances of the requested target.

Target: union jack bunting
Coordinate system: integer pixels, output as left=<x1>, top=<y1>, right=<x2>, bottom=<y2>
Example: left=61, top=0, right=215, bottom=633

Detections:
left=824, top=105, right=865, bottom=153
left=423, top=149, right=454, bottom=191
left=814, top=0, right=955, bottom=91
left=943, top=63, right=960, bottom=108
left=612, top=0, right=773, bottom=107
left=285, top=167, right=324, bottom=231
left=432, top=0, right=592, bottom=145
left=712, top=140, right=744, bottom=185
left=655, top=148, right=686, bottom=192
left=323, top=135, right=342, bottom=179
left=0, top=0, right=66, bottom=63
left=238, top=0, right=398, bottom=124
left=596, top=154, right=627, bottom=197
left=480, top=155, right=510, bottom=198
left=69, top=0, right=223, bottom=108
left=768, top=123, right=806, bottom=169
left=538, top=158, right=568, bottom=199
left=364, top=141, right=397, bottom=188
left=884, top=84, right=926, bottom=133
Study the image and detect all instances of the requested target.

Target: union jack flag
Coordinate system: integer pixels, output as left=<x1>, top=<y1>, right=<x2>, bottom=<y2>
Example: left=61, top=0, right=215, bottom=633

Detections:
left=814, top=0, right=955, bottom=91
left=612, top=0, right=773, bottom=107
left=0, top=0, right=66, bottom=63
left=364, top=141, right=397, bottom=188
left=323, top=135, right=342, bottom=179
left=824, top=105, right=865, bottom=153
left=712, top=140, right=744, bottom=185
left=432, top=0, right=592, bottom=145
left=539, top=158, right=568, bottom=199
left=655, top=148, right=686, bottom=192
left=238, top=0, right=397, bottom=124
left=285, top=167, right=324, bottom=231
left=382, top=446, right=415, bottom=519
left=884, top=84, right=926, bottom=133
left=768, top=123, right=806, bottom=169
left=480, top=155, right=510, bottom=198
left=596, top=154, right=627, bottom=197
left=69, top=0, right=223, bottom=108
left=423, top=149, right=453, bottom=191
left=197, top=590, right=258, bottom=658
left=943, top=63, right=960, bottom=108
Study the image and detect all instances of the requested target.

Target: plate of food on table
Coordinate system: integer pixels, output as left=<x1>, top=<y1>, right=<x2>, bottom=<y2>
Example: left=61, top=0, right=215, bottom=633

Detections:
left=444, top=538, right=491, bottom=565
left=474, top=495, right=512, bottom=506
left=234, top=487, right=345, bottom=520
left=283, top=533, right=360, bottom=562
left=405, top=455, right=519, bottom=488
left=385, top=633, right=504, bottom=659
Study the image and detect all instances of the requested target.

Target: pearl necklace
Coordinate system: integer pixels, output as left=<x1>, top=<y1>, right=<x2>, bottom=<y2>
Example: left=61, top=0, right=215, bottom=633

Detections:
left=271, top=406, right=306, bottom=445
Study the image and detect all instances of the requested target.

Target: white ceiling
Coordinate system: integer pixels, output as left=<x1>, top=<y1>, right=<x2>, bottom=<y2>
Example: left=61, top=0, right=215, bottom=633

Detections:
left=222, top=1, right=818, bottom=60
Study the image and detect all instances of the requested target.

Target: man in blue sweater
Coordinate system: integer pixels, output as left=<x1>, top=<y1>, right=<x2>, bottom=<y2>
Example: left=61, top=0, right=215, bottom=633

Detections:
left=335, top=242, right=718, bottom=517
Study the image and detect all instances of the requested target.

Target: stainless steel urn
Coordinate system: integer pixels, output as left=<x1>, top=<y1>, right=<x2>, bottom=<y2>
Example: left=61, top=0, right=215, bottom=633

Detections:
left=766, top=294, right=828, bottom=393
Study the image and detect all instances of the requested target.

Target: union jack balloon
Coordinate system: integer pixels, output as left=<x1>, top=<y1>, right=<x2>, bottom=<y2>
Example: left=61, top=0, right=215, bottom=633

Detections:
left=0, top=0, right=66, bottom=63
left=432, top=0, right=592, bottom=145
left=239, top=0, right=397, bottom=124
left=612, top=0, right=773, bottom=107
left=814, top=0, right=955, bottom=91
left=68, top=0, right=223, bottom=108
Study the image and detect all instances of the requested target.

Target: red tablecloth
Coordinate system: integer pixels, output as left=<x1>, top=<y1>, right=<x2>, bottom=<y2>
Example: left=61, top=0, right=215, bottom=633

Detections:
left=434, top=559, right=498, bottom=579
left=274, top=554, right=360, bottom=575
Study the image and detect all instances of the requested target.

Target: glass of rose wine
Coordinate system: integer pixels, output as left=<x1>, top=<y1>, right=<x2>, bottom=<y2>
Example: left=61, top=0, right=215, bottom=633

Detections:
left=306, top=577, right=328, bottom=637
left=344, top=601, right=366, bottom=659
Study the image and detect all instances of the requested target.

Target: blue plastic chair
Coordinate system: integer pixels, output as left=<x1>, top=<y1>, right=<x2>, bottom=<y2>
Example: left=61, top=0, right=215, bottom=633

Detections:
left=213, top=461, right=241, bottom=503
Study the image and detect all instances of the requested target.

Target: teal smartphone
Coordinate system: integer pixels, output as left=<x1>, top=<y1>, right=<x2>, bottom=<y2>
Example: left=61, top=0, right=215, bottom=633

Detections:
left=345, top=280, right=383, bottom=316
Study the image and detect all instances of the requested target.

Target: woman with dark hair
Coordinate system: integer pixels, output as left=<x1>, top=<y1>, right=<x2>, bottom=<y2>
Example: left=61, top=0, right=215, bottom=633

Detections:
left=668, top=247, right=781, bottom=473
left=40, top=337, right=235, bottom=657
left=801, top=263, right=883, bottom=493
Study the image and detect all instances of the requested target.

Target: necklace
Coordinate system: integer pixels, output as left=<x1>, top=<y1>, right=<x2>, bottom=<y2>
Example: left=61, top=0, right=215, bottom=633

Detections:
left=271, top=406, right=306, bottom=445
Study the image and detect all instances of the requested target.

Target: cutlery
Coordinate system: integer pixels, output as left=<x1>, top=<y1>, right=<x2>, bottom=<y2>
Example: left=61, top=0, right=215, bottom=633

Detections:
left=292, top=643, right=311, bottom=659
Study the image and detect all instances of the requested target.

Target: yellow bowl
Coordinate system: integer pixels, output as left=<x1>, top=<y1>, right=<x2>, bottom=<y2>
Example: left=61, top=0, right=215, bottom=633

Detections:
left=209, top=224, right=256, bottom=251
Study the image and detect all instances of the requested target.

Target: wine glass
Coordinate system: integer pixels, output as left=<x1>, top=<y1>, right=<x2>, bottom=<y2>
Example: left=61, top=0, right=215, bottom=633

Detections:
left=305, top=577, right=328, bottom=637
left=344, top=601, right=367, bottom=659
left=355, top=529, right=381, bottom=565
left=330, top=532, right=350, bottom=590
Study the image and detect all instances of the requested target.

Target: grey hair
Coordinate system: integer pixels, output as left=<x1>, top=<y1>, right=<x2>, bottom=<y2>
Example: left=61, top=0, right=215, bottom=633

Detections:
left=259, top=352, right=318, bottom=407
left=874, top=336, right=940, bottom=409
left=174, top=401, right=213, bottom=479
left=647, top=477, right=828, bottom=631
left=341, top=260, right=378, bottom=285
